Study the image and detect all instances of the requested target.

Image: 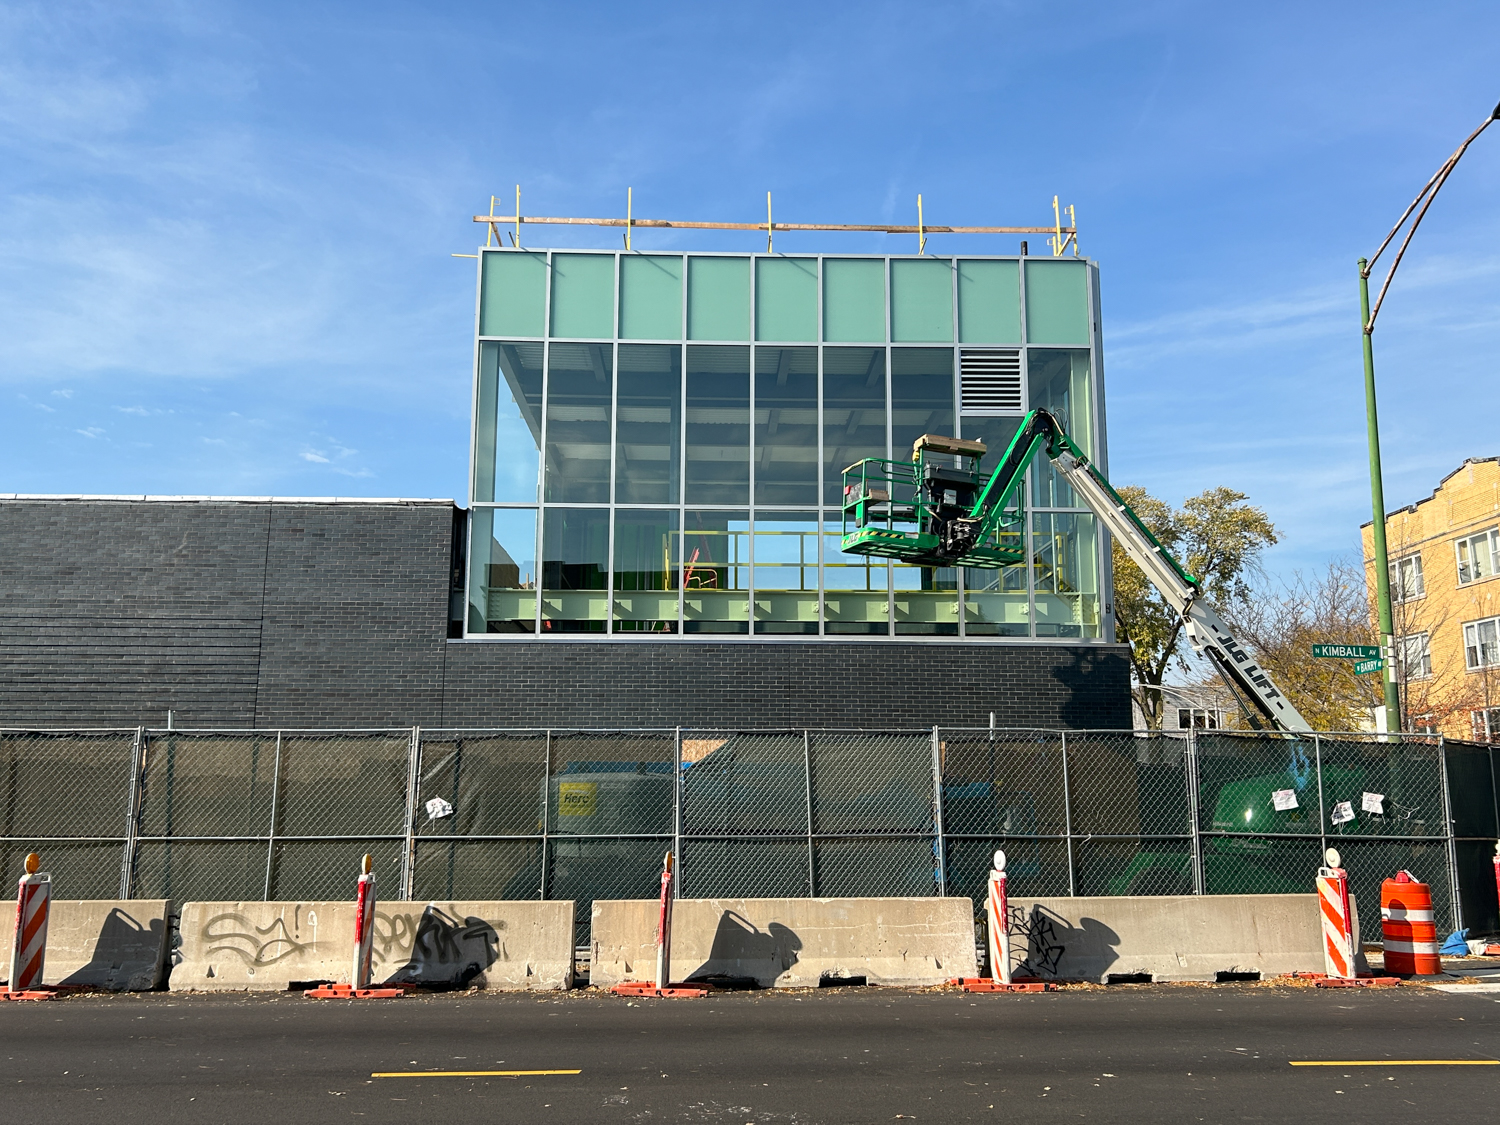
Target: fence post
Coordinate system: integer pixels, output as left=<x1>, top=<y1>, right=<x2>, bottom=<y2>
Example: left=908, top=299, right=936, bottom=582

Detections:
left=399, top=726, right=421, bottom=901
left=118, top=726, right=146, bottom=899
left=262, top=731, right=284, bottom=901
left=1187, top=727, right=1205, bottom=896
left=1437, top=734, right=1464, bottom=932
left=1061, top=729, right=1076, bottom=896
left=930, top=726, right=947, bottom=897
left=673, top=726, right=683, bottom=895
left=1314, top=732, right=1327, bottom=862
left=803, top=730, right=815, bottom=896
left=539, top=730, right=552, bottom=900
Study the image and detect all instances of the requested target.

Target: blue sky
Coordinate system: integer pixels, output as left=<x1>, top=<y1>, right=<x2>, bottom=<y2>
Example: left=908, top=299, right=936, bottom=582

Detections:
left=2, top=1, right=1497, bottom=577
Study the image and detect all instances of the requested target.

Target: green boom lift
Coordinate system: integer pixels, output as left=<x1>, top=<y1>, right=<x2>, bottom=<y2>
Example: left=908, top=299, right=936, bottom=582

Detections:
left=840, top=408, right=1312, bottom=734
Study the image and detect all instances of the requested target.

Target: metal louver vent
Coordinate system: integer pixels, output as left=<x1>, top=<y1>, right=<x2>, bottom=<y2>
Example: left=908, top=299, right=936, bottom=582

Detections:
left=960, top=350, right=1023, bottom=412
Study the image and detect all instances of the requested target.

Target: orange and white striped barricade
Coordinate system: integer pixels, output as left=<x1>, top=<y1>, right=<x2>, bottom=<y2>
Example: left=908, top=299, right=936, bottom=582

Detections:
left=612, top=850, right=708, bottom=998
left=1311, top=848, right=1398, bottom=988
left=1380, top=870, right=1442, bottom=976
left=1317, top=854, right=1355, bottom=980
left=305, top=855, right=403, bottom=999
left=952, top=851, right=1054, bottom=993
left=655, top=849, right=674, bottom=989
left=3, top=854, right=56, bottom=1001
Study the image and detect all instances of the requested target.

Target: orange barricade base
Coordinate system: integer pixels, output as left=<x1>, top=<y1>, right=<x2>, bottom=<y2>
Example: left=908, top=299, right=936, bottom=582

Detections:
left=609, top=981, right=711, bottom=998
left=304, top=983, right=405, bottom=999
left=0, top=986, right=58, bottom=1001
left=949, top=976, right=1057, bottom=993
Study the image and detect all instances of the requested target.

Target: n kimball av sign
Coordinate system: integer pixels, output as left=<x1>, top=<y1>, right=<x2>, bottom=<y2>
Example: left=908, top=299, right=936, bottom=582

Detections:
left=1311, top=644, right=1381, bottom=659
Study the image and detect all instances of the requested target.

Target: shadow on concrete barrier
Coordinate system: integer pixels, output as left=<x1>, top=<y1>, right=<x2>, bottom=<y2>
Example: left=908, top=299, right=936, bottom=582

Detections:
left=1002, top=894, right=1355, bottom=982
left=3, top=900, right=172, bottom=991
left=383, top=906, right=501, bottom=988
left=172, top=900, right=574, bottom=991
left=591, top=897, right=976, bottom=988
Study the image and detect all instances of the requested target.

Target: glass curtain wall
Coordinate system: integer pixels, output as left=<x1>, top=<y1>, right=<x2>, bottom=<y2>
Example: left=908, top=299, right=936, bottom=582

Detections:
left=468, top=250, right=1104, bottom=641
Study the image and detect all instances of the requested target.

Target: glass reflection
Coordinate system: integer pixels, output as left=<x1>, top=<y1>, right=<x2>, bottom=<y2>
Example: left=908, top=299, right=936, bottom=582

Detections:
left=822, top=347, right=888, bottom=507
left=753, top=513, right=819, bottom=634
left=754, top=346, right=818, bottom=505
left=1029, top=350, right=1092, bottom=508
left=544, top=343, right=613, bottom=504
left=683, top=510, right=750, bottom=634
left=891, top=348, right=955, bottom=461
left=468, top=508, right=538, bottom=634
left=615, top=344, right=681, bottom=505
left=1032, top=512, right=1100, bottom=638
left=822, top=525, right=889, bottom=635
left=474, top=342, right=543, bottom=503
left=685, top=346, right=750, bottom=505
left=613, top=509, right=678, bottom=633
left=541, top=508, right=609, bottom=633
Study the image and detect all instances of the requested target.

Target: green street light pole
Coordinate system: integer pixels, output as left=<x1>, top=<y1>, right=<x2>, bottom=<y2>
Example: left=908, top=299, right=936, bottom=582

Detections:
left=1359, top=100, right=1500, bottom=736
left=1357, top=260, right=1400, bottom=735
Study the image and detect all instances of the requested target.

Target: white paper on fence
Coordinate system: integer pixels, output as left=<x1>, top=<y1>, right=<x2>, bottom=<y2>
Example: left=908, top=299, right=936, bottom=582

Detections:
left=1331, top=800, right=1355, bottom=825
left=1361, top=791, right=1385, bottom=814
left=425, top=796, right=454, bottom=820
left=1272, top=789, right=1298, bottom=812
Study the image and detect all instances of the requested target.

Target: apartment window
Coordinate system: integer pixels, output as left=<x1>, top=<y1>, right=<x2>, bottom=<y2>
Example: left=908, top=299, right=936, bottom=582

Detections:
left=1472, top=708, right=1500, bottom=742
left=1390, top=554, right=1425, bottom=602
left=1456, top=528, right=1500, bottom=585
left=1398, top=632, right=1432, bottom=679
left=1411, top=714, right=1437, bottom=736
left=1463, top=616, right=1500, bottom=670
left=1177, top=707, right=1222, bottom=730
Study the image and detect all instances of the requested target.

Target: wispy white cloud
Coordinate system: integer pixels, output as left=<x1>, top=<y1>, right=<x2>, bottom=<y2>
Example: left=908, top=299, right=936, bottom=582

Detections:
left=75, top=426, right=104, bottom=439
left=300, top=449, right=329, bottom=463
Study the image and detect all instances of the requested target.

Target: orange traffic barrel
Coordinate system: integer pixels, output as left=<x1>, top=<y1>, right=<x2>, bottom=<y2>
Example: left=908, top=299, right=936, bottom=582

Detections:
left=1380, top=870, right=1442, bottom=976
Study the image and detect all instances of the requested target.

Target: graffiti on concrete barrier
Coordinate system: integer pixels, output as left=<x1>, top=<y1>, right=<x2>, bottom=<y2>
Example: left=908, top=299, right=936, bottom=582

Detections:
left=1009, top=904, right=1067, bottom=979
left=198, top=904, right=503, bottom=983
left=384, top=908, right=501, bottom=986
left=202, top=908, right=316, bottom=968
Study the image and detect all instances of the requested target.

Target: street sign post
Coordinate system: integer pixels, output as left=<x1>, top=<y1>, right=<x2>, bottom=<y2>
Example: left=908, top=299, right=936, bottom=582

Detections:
left=1353, top=657, right=1384, bottom=675
left=1311, top=644, right=1382, bottom=660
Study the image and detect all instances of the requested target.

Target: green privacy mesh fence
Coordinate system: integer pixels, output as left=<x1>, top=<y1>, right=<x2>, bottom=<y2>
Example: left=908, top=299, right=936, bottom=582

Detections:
left=2, top=726, right=1497, bottom=943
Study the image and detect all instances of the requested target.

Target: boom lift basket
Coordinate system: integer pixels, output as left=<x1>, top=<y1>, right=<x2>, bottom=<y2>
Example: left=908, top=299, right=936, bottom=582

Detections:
left=840, top=435, right=1025, bottom=569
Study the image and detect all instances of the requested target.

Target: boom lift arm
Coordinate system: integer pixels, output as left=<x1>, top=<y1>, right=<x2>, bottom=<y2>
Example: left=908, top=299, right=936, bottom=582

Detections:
left=840, top=409, right=1312, bottom=733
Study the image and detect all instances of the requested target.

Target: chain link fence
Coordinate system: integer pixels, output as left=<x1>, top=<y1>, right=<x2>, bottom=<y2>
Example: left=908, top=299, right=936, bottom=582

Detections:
left=3, top=726, right=1497, bottom=946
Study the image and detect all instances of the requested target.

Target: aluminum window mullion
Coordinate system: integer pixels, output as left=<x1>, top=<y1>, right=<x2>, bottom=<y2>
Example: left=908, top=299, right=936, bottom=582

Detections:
left=536, top=257, right=552, bottom=635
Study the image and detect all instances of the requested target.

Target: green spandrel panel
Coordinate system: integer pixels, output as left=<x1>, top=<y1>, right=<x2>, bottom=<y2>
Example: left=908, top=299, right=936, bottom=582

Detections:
left=957, top=260, right=1021, bottom=343
left=822, top=258, right=885, bottom=342
left=550, top=253, right=615, bottom=339
left=620, top=255, right=683, bottom=340
left=890, top=258, right=953, bottom=342
left=1024, top=259, right=1090, bottom=345
left=687, top=257, right=751, bottom=341
left=479, top=251, right=547, bottom=337
left=755, top=258, right=818, bottom=342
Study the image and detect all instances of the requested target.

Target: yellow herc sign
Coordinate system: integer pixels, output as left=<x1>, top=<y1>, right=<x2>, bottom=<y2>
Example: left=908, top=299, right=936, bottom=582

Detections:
left=558, top=781, right=597, bottom=817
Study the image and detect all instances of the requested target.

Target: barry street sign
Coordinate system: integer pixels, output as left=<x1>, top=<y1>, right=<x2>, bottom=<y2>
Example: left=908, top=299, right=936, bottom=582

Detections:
left=1311, top=644, right=1381, bottom=660
left=1353, top=657, right=1385, bottom=676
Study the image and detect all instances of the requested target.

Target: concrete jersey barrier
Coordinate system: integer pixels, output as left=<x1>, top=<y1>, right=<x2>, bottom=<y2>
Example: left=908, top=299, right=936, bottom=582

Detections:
left=2, top=900, right=172, bottom=991
left=1001, top=893, right=1365, bottom=983
left=172, top=900, right=575, bottom=991
left=591, top=897, right=977, bottom=988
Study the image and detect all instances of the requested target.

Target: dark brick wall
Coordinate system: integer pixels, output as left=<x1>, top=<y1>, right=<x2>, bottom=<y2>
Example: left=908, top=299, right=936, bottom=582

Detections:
left=0, top=499, right=1130, bottom=730
left=440, top=641, right=1129, bottom=729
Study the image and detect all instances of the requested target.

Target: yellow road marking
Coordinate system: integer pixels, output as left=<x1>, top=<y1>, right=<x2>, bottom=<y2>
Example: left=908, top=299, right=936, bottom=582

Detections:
left=1289, top=1060, right=1498, bottom=1067
left=372, top=1069, right=582, bottom=1078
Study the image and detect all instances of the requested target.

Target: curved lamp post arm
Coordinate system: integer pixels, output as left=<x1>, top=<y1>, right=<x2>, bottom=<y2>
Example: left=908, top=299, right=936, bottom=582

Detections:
left=1363, top=101, right=1500, bottom=333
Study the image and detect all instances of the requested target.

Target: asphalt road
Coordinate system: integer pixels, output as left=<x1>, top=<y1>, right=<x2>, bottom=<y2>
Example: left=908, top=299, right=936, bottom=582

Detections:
left=3, top=983, right=1498, bottom=1125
